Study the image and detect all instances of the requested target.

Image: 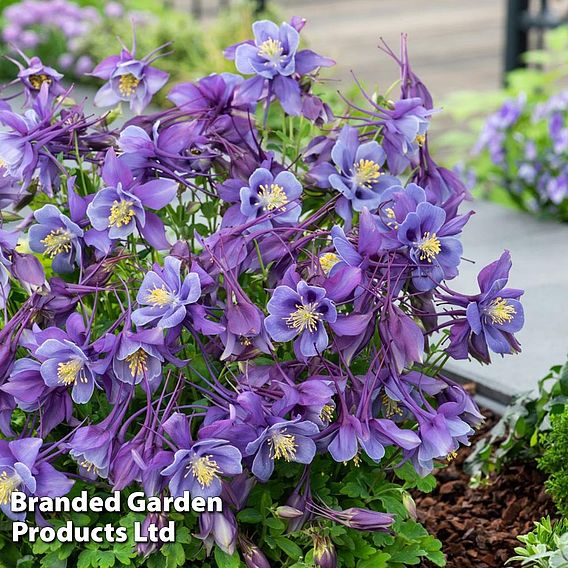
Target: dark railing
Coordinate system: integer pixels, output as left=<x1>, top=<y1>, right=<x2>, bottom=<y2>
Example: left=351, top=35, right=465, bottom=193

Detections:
left=504, top=0, right=568, bottom=79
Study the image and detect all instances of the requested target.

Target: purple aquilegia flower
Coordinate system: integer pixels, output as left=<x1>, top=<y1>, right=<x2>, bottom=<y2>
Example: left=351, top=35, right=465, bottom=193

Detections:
left=86, top=149, right=176, bottom=250
left=447, top=250, right=524, bottom=363
left=229, top=19, right=334, bottom=115
left=265, top=281, right=337, bottom=358
left=238, top=168, right=302, bottom=230
left=245, top=419, right=318, bottom=482
left=35, top=338, right=95, bottom=404
left=0, top=437, right=73, bottom=520
left=91, top=42, right=169, bottom=114
left=112, top=333, right=163, bottom=387
left=28, top=204, right=83, bottom=273
left=328, top=125, right=398, bottom=223
left=131, top=256, right=201, bottom=330
left=161, top=439, right=242, bottom=499
left=396, top=201, right=463, bottom=291
left=16, top=55, right=65, bottom=106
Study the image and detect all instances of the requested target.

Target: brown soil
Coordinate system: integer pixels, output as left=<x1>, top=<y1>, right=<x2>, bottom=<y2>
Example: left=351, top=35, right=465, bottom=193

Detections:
left=416, top=410, right=556, bottom=568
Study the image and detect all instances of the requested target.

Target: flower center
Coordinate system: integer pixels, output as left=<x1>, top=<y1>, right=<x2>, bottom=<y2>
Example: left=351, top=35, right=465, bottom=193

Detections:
left=80, top=460, right=100, bottom=475
left=486, top=297, right=516, bottom=325
left=257, top=38, right=283, bottom=61
left=319, top=404, right=334, bottom=424
left=190, top=455, right=220, bottom=488
left=285, top=303, right=321, bottom=333
left=417, top=232, right=441, bottom=262
left=146, top=286, right=173, bottom=308
left=354, top=159, right=381, bottom=188
left=269, top=431, right=297, bottom=461
left=29, top=73, right=52, bottom=90
left=118, top=73, right=140, bottom=97
left=57, top=358, right=85, bottom=386
left=108, top=200, right=135, bottom=228
left=319, top=253, right=340, bottom=275
left=381, top=393, right=403, bottom=418
left=257, top=183, right=289, bottom=211
left=126, top=349, right=148, bottom=378
left=0, top=469, right=21, bottom=505
left=415, top=134, right=426, bottom=146
left=40, top=228, right=73, bottom=258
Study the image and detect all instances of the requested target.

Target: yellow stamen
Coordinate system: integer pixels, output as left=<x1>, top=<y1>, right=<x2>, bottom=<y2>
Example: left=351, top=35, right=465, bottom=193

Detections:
left=190, top=455, right=221, bottom=487
left=146, top=286, right=173, bottom=308
left=0, top=470, right=21, bottom=505
left=257, top=183, right=289, bottom=211
left=257, top=38, right=283, bottom=60
left=285, top=303, right=321, bottom=333
left=80, top=460, right=100, bottom=475
left=40, top=228, right=72, bottom=258
left=269, top=431, right=297, bottom=461
left=319, top=252, right=340, bottom=276
left=108, top=199, right=135, bottom=228
left=417, top=232, right=441, bottom=262
left=415, top=134, right=426, bottom=146
left=486, top=297, right=516, bottom=325
left=126, top=349, right=148, bottom=379
left=382, top=393, right=403, bottom=418
left=319, top=404, right=334, bottom=424
left=29, top=74, right=52, bottom=90
left=57, top=359, right=85, bottom=386
left=118, top=73, right=140, bottom=97
left=343, top=453, right=361, bottom=467
left=447, top=451, right=458, bottom=462
left=240, top=337, right=252, bottom=347
left=354, top=159, right=381, bottom=188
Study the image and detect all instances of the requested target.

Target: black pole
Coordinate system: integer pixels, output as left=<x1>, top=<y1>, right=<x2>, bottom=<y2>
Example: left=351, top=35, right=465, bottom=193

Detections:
left=504, top=0, right=529, bottom=81
left=255, top=0, right=266, bottom=14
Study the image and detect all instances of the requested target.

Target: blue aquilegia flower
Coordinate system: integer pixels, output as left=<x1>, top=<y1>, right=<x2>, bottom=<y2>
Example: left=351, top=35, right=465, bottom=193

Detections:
left=35, top=339, right=95, bottom=404
left=112, top=333, right=163, bottom=387
left=86, top=149, right=177, bottom=250
left=0, top=438, right=73, bottom=521
left=397, top=201, right=463, bottom=291
left=245, top=419, right=319, bottom=482
left=265, top=281, right=337, bottom=358
left=446, top=250, right=524, bottom=363
left=132, top=256, right=201, bottom=330
left=161, top=439, right=242, bottom=499
left=91, top=42, right=169, bottom=114
left=239, top=168, right=302, bottom=230
left=28, top=204, right=83, bottom=273
left=328, top=125, right=398, bottom=224
left=229, top=19, right=334, bottom=115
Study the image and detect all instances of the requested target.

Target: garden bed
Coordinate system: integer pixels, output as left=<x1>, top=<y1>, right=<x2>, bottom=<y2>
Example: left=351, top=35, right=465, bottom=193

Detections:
left=416, top=410, right=556, bottom=567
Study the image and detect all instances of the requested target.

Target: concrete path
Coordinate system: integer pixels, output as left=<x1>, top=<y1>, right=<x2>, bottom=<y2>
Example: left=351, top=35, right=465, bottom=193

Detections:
left=446, top=200, right=568, bottom=400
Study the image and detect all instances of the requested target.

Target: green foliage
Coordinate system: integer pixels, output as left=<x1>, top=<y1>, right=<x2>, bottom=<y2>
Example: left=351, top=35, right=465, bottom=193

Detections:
left=508, top=517, right=568, bottom=567
left=466, top=356, right=568, bottom=481
left=0, top=453, right=445, bottom=567
left=539, top=405, right=568, bottom=517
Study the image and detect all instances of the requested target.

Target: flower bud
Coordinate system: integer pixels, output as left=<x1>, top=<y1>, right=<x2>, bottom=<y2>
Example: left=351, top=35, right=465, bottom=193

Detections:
left=240, top=537, right=271, bottom=568
left=313, top=535, right=337, bottom=568
left=275, top=506, right=304, bottom=519
left=402, top=491, right=417, bottom=520
left=136, top=513, right=168, bottom=557
left=11, top=252, right=45, bottom=286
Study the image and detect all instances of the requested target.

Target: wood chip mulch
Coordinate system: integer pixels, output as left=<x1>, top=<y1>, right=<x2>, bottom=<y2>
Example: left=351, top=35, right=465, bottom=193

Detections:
left=415, top=410, right=556, bottom=568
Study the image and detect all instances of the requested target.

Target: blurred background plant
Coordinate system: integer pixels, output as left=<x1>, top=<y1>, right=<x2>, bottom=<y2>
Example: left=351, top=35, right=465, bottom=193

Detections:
left=0, top=0, right=278, bottom=106
left=440, top=27, right=568, bottom=221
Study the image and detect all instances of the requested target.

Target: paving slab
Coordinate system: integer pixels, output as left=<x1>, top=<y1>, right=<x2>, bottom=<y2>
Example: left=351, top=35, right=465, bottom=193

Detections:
left=445, top=200, right=568, bottom=398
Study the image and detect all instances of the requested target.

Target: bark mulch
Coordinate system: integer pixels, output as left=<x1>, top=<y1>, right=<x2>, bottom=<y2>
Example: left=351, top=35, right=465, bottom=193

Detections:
left=415, top=409, right=556, bottom=568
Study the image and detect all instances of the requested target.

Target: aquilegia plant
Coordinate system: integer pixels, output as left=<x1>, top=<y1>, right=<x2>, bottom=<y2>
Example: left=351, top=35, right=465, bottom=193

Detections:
left=0, top=17, right=525, bottom=567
